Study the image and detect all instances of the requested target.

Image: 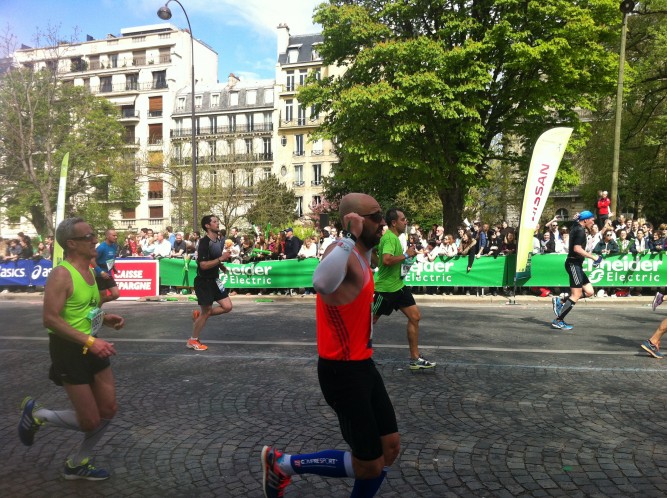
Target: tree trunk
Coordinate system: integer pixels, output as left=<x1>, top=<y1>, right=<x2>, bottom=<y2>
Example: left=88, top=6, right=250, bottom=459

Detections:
left=439, top=184, right=466, bottom=235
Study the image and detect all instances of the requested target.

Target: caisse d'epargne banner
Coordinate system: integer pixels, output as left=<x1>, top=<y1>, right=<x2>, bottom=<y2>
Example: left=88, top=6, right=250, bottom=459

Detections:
left=157, top=253, right=666, bottom=289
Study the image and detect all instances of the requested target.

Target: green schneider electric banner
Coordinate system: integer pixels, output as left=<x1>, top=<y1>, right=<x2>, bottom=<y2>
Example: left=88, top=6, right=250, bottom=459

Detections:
left=158, top=253, right=666, bottom=289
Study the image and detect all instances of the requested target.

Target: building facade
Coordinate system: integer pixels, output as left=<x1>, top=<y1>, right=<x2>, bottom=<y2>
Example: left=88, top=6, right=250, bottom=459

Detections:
left=4, top=24, right=218, bottom=236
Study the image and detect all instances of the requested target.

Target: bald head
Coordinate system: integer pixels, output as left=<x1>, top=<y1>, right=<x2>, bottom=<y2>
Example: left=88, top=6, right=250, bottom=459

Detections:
left=339, top=193, right=379, bottom=218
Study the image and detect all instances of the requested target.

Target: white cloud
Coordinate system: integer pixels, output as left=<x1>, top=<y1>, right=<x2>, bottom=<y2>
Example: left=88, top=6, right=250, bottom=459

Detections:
left=132, top=0, right=321, bottom=37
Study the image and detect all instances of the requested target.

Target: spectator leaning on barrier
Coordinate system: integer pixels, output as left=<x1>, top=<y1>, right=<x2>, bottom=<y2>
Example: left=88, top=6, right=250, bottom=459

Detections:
left=593, top=229, right=619, bottom=256
left=153, top=232, right=172, bottom=259
left=171, top=232, right=187, bottom=258
left=284, top=228, right=302, bottom=260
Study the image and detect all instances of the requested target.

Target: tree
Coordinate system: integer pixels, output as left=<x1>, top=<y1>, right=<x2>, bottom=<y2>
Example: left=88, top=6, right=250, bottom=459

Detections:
left=299, top=0, right=621, bottom=233
left=0, top=31, right=137, bottom=235
left=575, top=1, right=667, bottom=223
left=245, top=174, right=298, bottom=230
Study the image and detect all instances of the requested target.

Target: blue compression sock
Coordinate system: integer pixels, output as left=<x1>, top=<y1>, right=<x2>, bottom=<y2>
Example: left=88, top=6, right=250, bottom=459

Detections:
left=350, top=467, right=388, bottom=498
left=287, top=449, right=354, bottom=478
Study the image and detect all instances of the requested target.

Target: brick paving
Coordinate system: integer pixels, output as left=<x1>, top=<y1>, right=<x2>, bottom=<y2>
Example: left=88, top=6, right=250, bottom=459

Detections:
left=1, top=298, right=667, bottom=497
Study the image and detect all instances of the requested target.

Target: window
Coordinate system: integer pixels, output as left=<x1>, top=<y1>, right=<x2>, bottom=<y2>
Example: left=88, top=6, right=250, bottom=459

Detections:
left=148, top=96, right=163, bottom=117
left=294, top=165, right=304, bottom=186
left=229, top=170, right=237, bottom=188
left=70, top=57, right=85, bottom=72
left=285, top=99, right=293, bottom=122
left=296, top=196, right=303, bottom=217
left=310, top=104, right=319, bottom=121
left=229, top=115, right=236, bottom=132
left=263, top=167, right=271, bottom=179
left=227, top=140, right=235, bottom=155
left=195, top=117, right=201, bottom=135
left=246, top=90, right=256, bottom=105
left=295, top=135, right=304, bottom=156
left=297, top=103, right=306, bottom=125
left=100, top=76, right=112, bottom=93
left=312, top=46, right=321, bottom=61
left=288, top=48, right=299, bottom=64
left=263, top=112, right=272, bottom=129
left=211, top=116, right=218, bottom=133
left=211, top=94, right=219, bottom=107
left=132, top=51, right=145, bottom=66
left=286, top=71, right=295, bottom=91
left=126, top=73, right=138, bottom=90
left=230, top=92, right=238, bottom=106
left=159, top=33, right=171, bottom=39
left=152, top=70, right=167, bottom=89
left=246, top=113, right=254, bottom=131
left=121, top=207, right=136, bottom=219
left=132, top=36, right=146, bottom=43
left=299, top=70, right=307, bottom=86
left=264, top=88, right=273, bottom=104
left=149, top=206, right=163, bottom=219
left=124, top=126, right=135, bottom=144
left=89, top=55, right=100, bottom=70
left=148, top=180, right=164, bottom=199
left=120, top=106, right=136, bottom=118
left=312, top=164, right=322, bottom=186
left=207, top=141, right=216, bottom=159
left=556, top=208, right=570, bottom=221
left=245, top=170, right=254, bottom=187
left=262, top=137, right=272, bottom=159
left=174, top=144, right=182, bottom=160
left=110, top=53, right=118, bottom=68
left=312, top=195, right=322, bottom=207
left=177, top=97, right=186, bottom=110
left=312, top=138, right=323, bottom=155
left=195, top=95, right=202, bottom=108
left=245, top=139, right=253, bottom=154
left=148, top=123, right=162, bottom=144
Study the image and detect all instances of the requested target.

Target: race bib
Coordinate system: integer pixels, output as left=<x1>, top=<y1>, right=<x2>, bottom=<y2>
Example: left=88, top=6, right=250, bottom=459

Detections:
left=215, top=278, right=225, bottom=292
left=87, top=308, right=104, bottom=336
left=400, top=260, right=414, bottom=278
left=106, top=259, right=115, bottom=272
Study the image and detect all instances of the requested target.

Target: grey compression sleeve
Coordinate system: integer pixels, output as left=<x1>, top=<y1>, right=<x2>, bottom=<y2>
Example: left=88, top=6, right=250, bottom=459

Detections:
left=312, top=237, right=356, bottom=295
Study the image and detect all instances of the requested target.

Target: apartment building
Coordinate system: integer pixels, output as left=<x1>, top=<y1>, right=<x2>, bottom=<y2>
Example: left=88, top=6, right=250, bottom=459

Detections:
left=6, top=23, right=218, bottom=235
left=169, top=74, right=275, bottom=223
left=274, top=24, right=343, bottom=218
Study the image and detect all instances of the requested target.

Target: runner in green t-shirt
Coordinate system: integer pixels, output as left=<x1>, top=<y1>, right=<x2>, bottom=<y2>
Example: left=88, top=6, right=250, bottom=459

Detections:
left=372, top=208, right=436, bottom=370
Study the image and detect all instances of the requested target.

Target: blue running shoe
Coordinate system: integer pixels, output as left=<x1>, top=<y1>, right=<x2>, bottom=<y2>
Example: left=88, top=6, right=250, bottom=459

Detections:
left=18, top=397, right=41, bottom=446
left=641, top=339, right=664, bottom=359
left=552, top=296, right=563, bottom=317
left=551, top=319, right=573, bottom=330
left=63, top=458, right=110, bottom=481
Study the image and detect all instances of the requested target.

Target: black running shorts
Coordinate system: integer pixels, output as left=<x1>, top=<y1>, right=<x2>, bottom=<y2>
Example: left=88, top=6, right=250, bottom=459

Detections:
left=95, top=274, right=117, bottom=291
left=318, top=358, right=398, bottom=461
left=372, top=287, right=416, bottom=317
left=48, top=333, right=111, bottom=386
left=564, top=261, right=590, bottom=289
left=194, top=276, right=230, bottom=306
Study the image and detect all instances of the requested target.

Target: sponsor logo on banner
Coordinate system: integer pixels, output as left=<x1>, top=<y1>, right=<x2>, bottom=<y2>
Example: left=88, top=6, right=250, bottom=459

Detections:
left=114, top=260, right=159, bottom=300
left=0, top=267, right=26, bottom=278
left=585, top=257, right=663, bottom=285
left=31, top=264, right=52, bottom=280
left=224, top=263, right=275, bottom=286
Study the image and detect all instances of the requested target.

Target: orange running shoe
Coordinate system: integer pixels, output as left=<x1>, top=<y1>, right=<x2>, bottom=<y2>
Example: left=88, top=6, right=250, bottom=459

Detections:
left=186, top=338, right=208, bottom=351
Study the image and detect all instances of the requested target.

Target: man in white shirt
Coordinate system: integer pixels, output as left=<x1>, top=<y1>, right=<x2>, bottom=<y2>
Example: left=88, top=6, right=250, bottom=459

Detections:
left=153, top=231, right=172, bottom=259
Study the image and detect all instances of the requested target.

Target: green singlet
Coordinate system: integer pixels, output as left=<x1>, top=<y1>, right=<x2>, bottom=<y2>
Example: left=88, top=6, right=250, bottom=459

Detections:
left=374, top=230, right=405, bottom=293
left=48, top=261, right=102, bottom=336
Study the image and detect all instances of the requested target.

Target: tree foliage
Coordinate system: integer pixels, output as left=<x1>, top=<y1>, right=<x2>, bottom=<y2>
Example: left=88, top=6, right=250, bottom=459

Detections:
left=576, top=1, right=667, bottom=223
left=299, top=0, right=621, bottom=232
left=245, top=174, right=298, bottom=229
left=0, top=32, right=138, bottom=235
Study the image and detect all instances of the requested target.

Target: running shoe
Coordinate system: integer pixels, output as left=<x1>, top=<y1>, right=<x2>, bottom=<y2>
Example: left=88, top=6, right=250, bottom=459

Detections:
left=652, top=292, right=664, bottom=312
left=641, top=339, right=664, bottom=359
left=552, top=296, right=563, bottom=317
left=410, top=356, right=436, bottom=370
left=63, top=458, right=110, bottom=481
left=192, top=309, right=201, bottom=321
left=186, top=338, right=208, bottom=351
left=261, top=445, right=291, bottom=498
left=551, top=319, right=573, bottom=330
left=18, top=396, right=42, bottom=446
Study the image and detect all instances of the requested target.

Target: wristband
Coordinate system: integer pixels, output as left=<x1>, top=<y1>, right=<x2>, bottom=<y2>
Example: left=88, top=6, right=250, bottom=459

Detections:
left=83, top=335, right=96, bottom=355
left=344, top=231, right=357, bottom=243
left=403, top=252, right=409, bottom=260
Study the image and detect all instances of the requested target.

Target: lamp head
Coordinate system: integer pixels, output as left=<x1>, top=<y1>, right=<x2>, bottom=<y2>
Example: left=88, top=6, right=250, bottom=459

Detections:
left=619, top=1, right=635, bottom=14
left=157, top=5, right=172, bottom=20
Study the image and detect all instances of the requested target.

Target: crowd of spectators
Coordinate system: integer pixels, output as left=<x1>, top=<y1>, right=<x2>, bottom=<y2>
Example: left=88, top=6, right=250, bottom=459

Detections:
left=3, top=209, right=667, bottom=297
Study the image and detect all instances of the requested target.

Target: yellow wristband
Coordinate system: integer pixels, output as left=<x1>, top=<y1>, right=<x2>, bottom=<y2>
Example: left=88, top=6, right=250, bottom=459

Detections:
left=83, top=335, right=96, bottom=355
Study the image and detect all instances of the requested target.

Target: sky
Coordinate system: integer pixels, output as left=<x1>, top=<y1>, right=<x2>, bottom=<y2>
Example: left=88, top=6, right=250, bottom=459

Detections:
left=0, top=0, right=322, bottom=82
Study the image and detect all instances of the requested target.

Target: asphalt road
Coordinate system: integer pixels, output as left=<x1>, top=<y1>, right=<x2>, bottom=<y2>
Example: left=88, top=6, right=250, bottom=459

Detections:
left=1, top=296, right=666, bottom=497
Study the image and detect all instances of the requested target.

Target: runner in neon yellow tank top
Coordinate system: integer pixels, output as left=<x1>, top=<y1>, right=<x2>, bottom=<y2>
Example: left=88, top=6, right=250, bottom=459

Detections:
left=18, top=217, right=126, bottom=481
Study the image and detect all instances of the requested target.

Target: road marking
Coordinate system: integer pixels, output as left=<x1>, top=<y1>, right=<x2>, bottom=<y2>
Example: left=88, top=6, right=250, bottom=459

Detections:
left=0, top=336, right=658, bottom=356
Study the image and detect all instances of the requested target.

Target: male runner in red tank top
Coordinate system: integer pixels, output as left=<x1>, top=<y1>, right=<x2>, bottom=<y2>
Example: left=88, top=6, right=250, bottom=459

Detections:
left=260, top=193, right=400, bottom=498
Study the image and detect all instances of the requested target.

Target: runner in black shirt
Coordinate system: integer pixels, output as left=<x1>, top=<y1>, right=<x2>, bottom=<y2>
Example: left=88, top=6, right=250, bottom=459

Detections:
left=187, top=215, right=232, bottom=351
left=551, top=211, right=602, bottom=330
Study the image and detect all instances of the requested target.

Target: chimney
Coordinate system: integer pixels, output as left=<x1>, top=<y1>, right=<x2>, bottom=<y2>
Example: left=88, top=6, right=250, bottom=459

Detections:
left=228, top=73, right=240, bottom=87
left=277, top=23, right=290, bottom=57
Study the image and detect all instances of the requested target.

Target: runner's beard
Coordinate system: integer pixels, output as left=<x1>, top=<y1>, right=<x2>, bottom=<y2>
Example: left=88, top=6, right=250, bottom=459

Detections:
left=360, top=225, right=383, bottom=249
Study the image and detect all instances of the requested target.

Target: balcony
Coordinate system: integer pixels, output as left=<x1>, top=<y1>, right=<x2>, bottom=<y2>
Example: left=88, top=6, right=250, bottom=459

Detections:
left=119, top=109, right=140, bottom=120
left=170, top=123, right=273, bottom=138
left=293, top=151, right=305, bottom=157
left=148, top=190, right=164, bottom=200
left=89, top=81, right=167, bottom=94
left=148, top=110, right=163, bottom=118
left=293, top=181, right=305, bottom=187
left=173, top=153, right=273, bottom=166
left=280, top=117, right=323, bottom=129
left=311, top=180, right=322, bottom=186
left=65, top=55, right=172, bottom=74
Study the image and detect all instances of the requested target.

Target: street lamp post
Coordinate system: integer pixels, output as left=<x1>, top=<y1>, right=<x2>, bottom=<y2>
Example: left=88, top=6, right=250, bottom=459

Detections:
left=611, top=0, right=636, bottom=219
left=157, top=0, right=198, bottom=231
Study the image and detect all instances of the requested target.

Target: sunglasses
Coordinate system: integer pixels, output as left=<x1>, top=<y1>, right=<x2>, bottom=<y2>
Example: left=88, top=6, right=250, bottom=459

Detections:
left=69, top=233, right=96, bottom=241
left=360, top=211, right=383, bottom=223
